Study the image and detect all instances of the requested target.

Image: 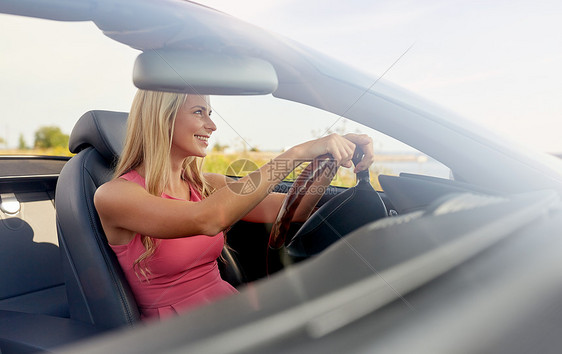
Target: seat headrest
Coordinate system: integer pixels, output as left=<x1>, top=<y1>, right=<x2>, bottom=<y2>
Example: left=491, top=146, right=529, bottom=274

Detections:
left=69, top=110, right=128, bottom=162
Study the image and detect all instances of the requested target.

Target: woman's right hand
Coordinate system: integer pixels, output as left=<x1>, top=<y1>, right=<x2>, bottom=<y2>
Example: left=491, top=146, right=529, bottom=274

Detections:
left=290, top=133, right=356, bottom=168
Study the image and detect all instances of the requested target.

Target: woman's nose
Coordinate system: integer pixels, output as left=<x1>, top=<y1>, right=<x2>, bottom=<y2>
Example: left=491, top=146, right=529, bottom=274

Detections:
left=205, top=115, right=217, bottom=131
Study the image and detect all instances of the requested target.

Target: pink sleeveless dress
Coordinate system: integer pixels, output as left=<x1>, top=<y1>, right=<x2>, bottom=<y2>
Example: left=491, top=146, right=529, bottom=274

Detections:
left=109, top=170, right=238, bottom=320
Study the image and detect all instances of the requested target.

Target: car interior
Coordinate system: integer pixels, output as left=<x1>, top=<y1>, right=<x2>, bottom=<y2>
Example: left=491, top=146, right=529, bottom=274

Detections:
left=0, top=99, right=505, bottom=352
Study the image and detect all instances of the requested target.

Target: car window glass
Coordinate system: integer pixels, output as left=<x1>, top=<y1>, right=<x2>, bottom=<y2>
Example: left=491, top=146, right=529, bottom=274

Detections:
left=204, top=95, right=451, bottom=190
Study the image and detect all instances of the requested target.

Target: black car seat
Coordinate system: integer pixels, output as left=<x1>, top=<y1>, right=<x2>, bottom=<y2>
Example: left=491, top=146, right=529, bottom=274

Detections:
left=55, top=110, right=243, bottom=330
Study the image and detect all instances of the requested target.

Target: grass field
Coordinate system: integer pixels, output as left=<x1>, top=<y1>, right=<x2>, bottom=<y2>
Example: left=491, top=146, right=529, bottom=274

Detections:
left=2, top=149, right=393, bottom=189
left=203, top=151, right=390, bottom=190
left=1, top=147, right=74, bottom=157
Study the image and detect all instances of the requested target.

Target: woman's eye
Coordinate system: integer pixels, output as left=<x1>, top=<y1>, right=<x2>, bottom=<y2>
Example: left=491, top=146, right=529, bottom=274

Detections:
left=194, top=110, right=203, bottom=115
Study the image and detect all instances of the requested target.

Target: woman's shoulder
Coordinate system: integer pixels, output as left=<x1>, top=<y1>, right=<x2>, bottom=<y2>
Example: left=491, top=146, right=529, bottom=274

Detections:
left=95, top=172, right=146, bottom=205
left=98, top=170, right=146, bottom=193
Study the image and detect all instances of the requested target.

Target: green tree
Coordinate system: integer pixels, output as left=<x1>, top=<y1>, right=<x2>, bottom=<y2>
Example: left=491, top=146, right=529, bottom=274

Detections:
left=18, top=133, right=27, bottom=150
left=34, top=126, right=69, bottom=149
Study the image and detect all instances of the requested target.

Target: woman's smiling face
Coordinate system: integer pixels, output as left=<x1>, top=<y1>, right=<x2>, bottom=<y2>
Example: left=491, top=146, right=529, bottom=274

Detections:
left=171, top=94, right=216, bottom=158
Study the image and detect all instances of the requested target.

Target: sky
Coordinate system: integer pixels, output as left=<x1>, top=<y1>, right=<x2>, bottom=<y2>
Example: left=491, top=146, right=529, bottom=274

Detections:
left=1, top=0, right=562, bottom=153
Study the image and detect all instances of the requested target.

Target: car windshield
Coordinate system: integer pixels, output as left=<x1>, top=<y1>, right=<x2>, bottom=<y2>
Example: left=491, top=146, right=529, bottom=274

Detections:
left=0, top=14, right=454, bottom=188
left=2, top=5, right=561, bottom=174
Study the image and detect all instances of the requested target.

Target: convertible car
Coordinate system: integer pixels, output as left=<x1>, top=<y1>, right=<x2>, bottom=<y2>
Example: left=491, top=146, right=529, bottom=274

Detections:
left=2, top=1, right=562, bottom=353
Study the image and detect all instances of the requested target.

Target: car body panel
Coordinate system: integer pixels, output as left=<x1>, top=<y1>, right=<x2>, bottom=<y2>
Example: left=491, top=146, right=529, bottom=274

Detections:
left=57, top=190, right=561, bottom=353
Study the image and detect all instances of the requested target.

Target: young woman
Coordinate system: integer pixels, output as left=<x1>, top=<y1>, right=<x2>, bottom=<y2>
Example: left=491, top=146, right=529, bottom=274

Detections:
left=94, top=90, right=375, bottom=320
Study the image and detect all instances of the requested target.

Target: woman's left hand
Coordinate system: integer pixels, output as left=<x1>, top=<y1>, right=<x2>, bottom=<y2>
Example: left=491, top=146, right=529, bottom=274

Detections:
left=343, top=133, right=375, bottom=173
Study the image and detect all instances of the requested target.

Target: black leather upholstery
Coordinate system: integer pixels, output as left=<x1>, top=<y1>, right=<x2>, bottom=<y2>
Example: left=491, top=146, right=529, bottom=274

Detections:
left=56, top=110, right=244, bottom=329
left=56, top=110, right=141, bottom=329
left=68, top=110, right=127, bottom=162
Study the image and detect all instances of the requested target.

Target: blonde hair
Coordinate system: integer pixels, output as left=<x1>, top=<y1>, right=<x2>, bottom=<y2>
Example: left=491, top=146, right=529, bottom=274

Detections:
left=114, top=90, right=215, bottom=280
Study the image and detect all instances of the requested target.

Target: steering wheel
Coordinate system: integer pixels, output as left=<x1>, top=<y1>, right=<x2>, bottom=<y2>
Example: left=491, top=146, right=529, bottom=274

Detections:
left=268, top=153, right=337, bottom=249
left=269, top=147, right=388, bottom=259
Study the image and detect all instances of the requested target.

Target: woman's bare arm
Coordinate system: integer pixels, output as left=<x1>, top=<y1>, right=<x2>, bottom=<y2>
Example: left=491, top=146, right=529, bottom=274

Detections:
left=96, top=134, right=358, bottom=245
left=203, top=134, right=375, bottom=224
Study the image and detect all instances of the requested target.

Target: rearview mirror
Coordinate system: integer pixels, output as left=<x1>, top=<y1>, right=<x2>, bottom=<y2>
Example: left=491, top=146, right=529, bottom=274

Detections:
left=133, top=50, right=278, bottom=95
